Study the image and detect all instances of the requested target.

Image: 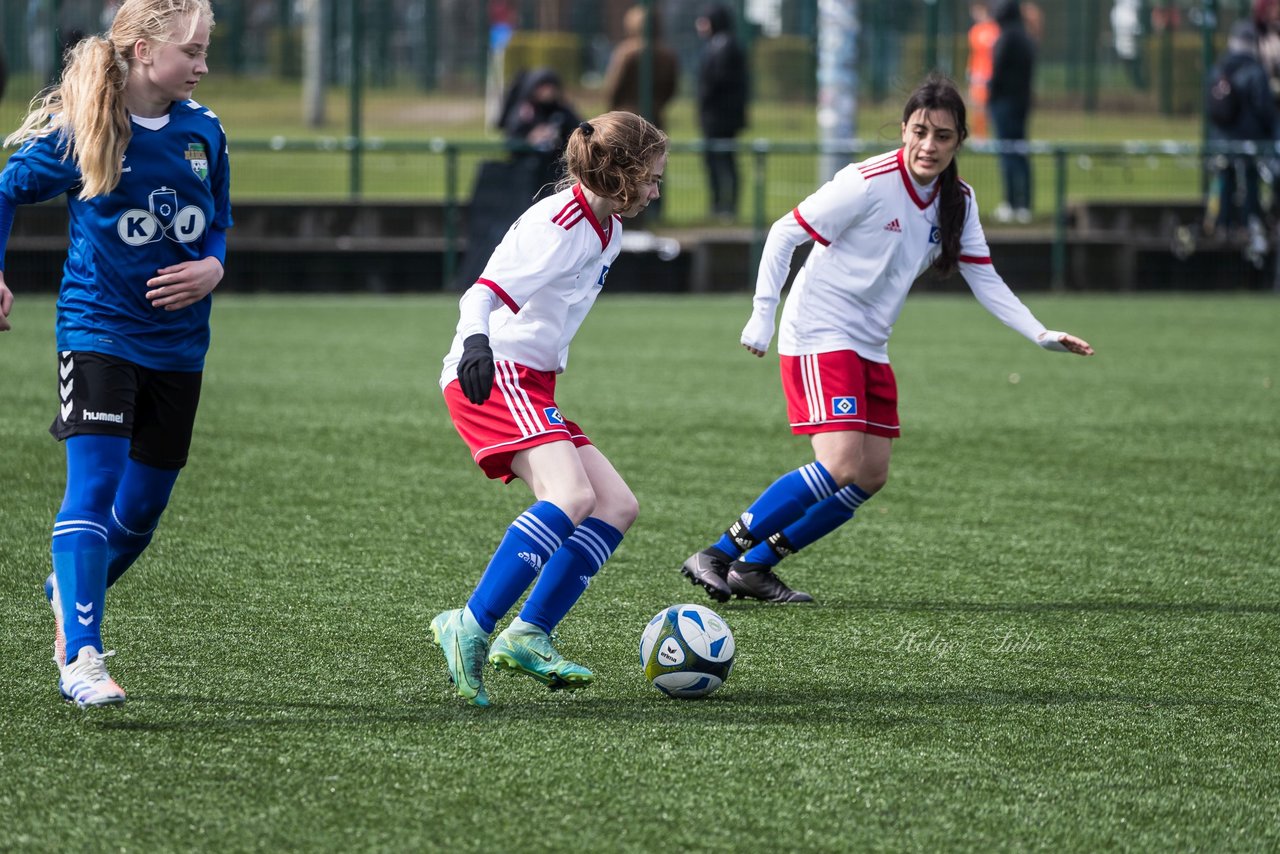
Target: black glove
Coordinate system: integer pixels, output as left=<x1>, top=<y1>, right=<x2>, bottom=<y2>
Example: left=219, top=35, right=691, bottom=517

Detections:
left=457, top=334, right=495, bottom=404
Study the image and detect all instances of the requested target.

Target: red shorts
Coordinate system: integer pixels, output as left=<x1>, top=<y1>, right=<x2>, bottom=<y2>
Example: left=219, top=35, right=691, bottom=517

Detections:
left=444, top=361, right=591, bottom=482
left=780, top=350, right=900, bottom=438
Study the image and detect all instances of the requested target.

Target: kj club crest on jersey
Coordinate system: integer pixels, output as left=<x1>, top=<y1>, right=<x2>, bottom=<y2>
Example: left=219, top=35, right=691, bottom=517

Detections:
left=116, top=186, right=208, bottom=246
left=185, top=143, right=209, bottom=181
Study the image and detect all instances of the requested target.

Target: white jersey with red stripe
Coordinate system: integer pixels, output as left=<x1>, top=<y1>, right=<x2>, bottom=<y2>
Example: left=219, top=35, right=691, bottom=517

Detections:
left=747, top=148, right=1048, bottom=363
left=440, top=184, right=622, bottom=388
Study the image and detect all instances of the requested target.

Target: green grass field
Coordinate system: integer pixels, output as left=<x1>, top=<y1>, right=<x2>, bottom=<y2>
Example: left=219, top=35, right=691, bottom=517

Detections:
left=1, top=294, right=1277, bottom=852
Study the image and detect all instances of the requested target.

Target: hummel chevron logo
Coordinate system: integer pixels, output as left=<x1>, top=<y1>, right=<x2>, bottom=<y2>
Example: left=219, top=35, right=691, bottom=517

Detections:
left=61, top=401, right=74, bottom=421
left=61, top=380, right=73, bottom=399
left=60, top=358, right=74, bottom=380
left=884, top=219, right=902, bottom=232
left=77, top=601, right=95, bottom=627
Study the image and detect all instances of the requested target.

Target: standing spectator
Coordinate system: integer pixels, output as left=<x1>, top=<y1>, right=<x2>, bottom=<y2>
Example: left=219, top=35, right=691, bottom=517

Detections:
left=1206, top=20, right=1276, bottom=263
left=696, top=4, right=748, bottom=220
left=988, top=0, right=1036, bottom=224
left=966, top=2, right=999, bottom=138
left=1252, top=0, right=1280, bottom=215
left=1021, top=1, right=1044, bottom=44
left=604, top=5, right=679, bottom=131
left=602, top=5, right=677, bottom=220
left=1111, top=0, right=1145, bottom=88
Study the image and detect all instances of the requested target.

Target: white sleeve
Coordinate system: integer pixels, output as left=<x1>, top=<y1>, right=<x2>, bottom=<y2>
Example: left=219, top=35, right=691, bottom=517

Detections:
left=956, top=193, right=1049, bottom=345
left=743, top=167, right=872, bottom=352
left=741, top=211, right=813, bottom=351
left=455, top=284, right=502, bottom=340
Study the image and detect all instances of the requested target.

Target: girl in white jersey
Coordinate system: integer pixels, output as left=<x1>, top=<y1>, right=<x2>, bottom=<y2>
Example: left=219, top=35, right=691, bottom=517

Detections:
left=681, top=73, right=1092, bottom=604
left=431, top=111, right=667, bottom=707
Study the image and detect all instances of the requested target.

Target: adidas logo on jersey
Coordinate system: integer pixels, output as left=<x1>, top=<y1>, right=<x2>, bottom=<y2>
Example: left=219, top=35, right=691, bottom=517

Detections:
left=884, top=219, right=902, bottom=232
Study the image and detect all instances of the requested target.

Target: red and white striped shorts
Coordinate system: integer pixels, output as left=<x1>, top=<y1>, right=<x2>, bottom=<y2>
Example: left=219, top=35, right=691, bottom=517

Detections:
left=779, top=350, right=900, bottom=438
left=444, top=361, right=591, bottom=482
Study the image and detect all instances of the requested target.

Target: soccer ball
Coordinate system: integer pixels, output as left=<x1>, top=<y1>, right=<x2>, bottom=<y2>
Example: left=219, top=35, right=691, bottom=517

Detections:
left=639, top=603, right=736, bottom=698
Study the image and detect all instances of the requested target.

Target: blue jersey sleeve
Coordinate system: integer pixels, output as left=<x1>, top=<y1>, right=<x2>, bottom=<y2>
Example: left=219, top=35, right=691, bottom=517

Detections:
left=0, top=133, right=82, bottom=206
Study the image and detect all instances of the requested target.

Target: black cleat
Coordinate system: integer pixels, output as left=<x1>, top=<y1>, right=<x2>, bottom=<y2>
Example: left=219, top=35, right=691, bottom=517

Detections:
left=681, top=549, right=733, bottom=602
left=727, top=561, right=814, bottom=603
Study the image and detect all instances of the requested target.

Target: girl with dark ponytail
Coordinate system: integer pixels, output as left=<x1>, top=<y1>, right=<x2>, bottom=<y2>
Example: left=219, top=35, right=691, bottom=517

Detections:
left=681, top=73, right=1093, bottom=606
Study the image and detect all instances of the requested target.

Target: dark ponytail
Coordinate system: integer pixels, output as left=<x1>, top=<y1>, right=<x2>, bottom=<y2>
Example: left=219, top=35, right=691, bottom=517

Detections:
left=902, top=73, right=969, bottom=276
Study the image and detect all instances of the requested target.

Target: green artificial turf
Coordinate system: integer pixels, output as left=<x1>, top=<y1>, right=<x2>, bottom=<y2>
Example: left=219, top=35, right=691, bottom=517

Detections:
left=0, top=293, right=1276, bottom=852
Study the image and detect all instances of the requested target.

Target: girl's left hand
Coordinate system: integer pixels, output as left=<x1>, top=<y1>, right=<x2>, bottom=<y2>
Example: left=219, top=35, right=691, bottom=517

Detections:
left=146, top=257, right=224, bottom=311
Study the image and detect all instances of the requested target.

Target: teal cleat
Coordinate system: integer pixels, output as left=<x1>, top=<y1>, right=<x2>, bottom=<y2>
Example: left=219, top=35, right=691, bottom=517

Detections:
left=429, top=609, right=492, bottom=708
left=488, top=623, right=593, bottom=691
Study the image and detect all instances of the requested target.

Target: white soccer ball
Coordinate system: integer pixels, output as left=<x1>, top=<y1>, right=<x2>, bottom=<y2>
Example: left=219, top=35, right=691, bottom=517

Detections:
left=639, top=603, right=736, bottom=699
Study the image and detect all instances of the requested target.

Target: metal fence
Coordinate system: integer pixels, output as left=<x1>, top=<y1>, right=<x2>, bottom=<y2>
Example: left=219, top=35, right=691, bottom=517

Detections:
left=0, top=0, right=1264, bottom=116
left=220, top=135, right=1264, bottom=288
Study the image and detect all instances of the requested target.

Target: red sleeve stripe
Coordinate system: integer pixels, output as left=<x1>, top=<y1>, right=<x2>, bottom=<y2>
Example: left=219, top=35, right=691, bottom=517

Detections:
left=554, top=210, right=585, bottom=230
left=857, top=152, right=898, bottom=174
left=552, top=199, right=577, bottom=225
left=859, top=165, right=899, bottom=181
left=792, top=208, right=830, bottom=246
left=958, top=254, right=992, bottom=265
left=477, top=277, right=520, bottom=312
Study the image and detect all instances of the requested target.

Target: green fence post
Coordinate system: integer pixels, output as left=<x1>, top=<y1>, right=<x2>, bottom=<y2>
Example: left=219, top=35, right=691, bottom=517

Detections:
left=1200, top=0, right=1218, bottom=196
left=924, top=0, right=939, bottom=70
left=443, top=143, right=459, bottom=289
left=349, top=0, right=363, bottom=199
left=422, top=0, right=438, bottom=90
left=751, top=142, right=768, bottom=279
left=1052, top=148, right=1067, bottom=293
left=1084, top=0, right=1100, bottom=112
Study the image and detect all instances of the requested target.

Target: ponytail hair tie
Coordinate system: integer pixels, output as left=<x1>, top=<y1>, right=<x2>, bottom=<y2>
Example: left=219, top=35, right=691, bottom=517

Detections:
left=577, top=121, right=594, bottom=136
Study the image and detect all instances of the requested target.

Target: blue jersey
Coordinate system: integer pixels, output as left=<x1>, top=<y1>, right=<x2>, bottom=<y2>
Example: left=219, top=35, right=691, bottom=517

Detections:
left=0, top=100, right=232, bottom=371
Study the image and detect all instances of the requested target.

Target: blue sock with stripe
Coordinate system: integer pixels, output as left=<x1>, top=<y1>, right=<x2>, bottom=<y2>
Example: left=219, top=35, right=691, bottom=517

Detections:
left=106, top=460, right=180, bottom=588
left=53, top=516, right=110, bottom=660
left=519, top=517, right=624, bottom=633
left=742, top=484, right=872, bottom=567
left=713, top=462, right=838, bottom=559
left=53, top=434, right=129, bottom=661
left=466, top=501, right=576, bottom=634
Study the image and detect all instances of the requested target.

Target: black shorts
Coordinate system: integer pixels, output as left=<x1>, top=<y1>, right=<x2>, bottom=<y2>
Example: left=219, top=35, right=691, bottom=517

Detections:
left=49, top=351, right=203, bottom=470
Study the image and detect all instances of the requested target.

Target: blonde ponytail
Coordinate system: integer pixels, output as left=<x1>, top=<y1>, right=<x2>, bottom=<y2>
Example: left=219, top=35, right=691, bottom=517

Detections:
left=3, top=0, right=213, bottom=200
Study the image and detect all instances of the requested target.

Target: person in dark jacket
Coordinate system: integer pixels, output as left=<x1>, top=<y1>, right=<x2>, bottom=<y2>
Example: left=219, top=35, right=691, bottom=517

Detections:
left=500, top=68, right=581, bottom=199
left=1207, top=20, right=1277, bottom=261
left=696, top=4, right=749, bottom=220
left=987, top=0, right=1036, bottom=223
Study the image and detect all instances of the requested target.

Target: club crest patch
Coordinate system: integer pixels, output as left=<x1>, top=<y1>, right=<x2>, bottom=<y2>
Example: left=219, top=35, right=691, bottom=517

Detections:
left=928, top=226, right=941, bottom=245
left=185, top=143, right=208, bottom=180
left=544, top=407, right=565, bottom=426
left=831, top=396, right=858, bottom=417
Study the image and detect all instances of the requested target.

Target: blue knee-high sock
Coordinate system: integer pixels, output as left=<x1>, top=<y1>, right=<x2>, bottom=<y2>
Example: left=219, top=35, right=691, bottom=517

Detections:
left=55, top=435, right=129, bottom=661
left=106, top=460, right=180, bottom=588
left=712, top=462, right=838, bottom=559
left=519, top=517, right=624, bottom=633
left=742, top=484, right=872, bottom=567
left=465, top=501, right=576, bottom=633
